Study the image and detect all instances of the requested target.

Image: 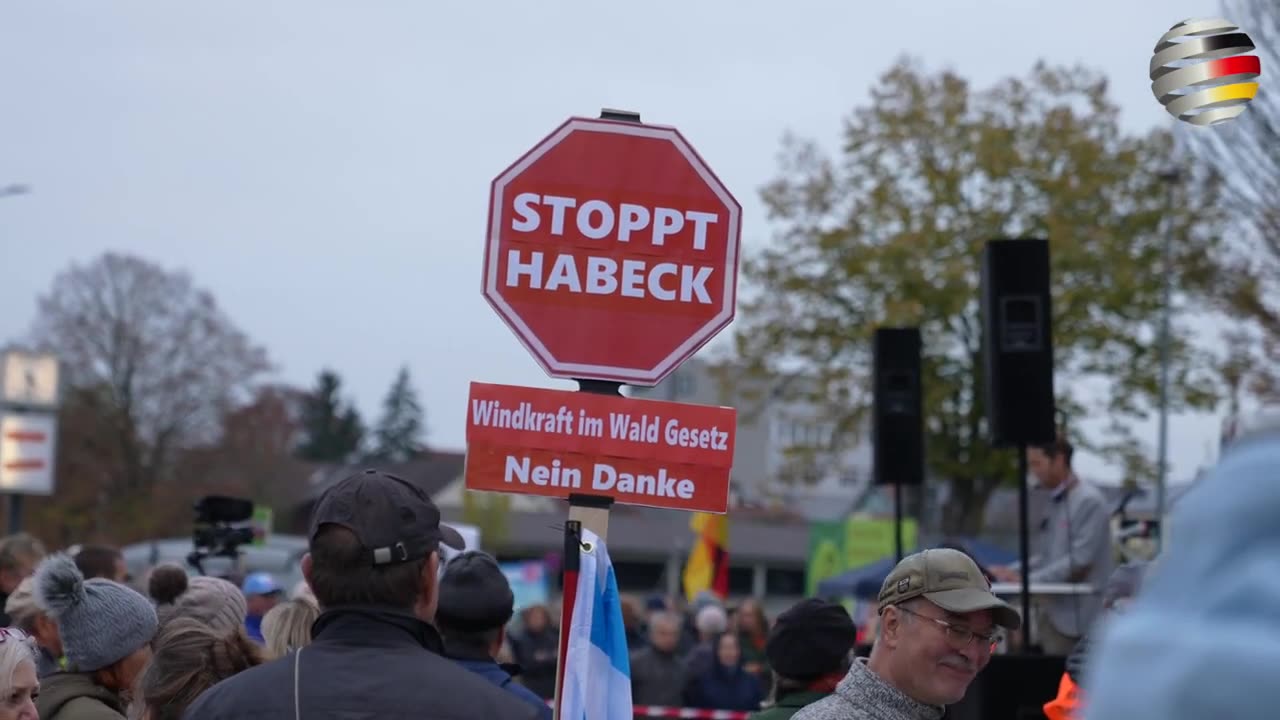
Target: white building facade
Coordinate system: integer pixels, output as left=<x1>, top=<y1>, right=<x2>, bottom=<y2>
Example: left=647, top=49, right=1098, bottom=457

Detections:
left=628, top=357, right=873, bottom=520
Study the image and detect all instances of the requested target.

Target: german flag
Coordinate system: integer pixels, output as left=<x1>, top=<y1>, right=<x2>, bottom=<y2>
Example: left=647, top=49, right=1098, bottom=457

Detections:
left=682, top=512, right=729, bottom=602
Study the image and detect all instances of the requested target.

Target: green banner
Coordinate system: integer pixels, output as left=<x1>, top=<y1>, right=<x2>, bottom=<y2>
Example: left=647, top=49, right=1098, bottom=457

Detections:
left=805, top=517, right=917, bottom=597
left=251, top=506, right=274, bottom=547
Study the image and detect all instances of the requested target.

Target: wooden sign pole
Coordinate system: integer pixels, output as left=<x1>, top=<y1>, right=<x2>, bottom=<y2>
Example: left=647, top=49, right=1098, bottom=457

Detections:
left=475, top=103, right=741, bottom=720
left=551, top=377, right=622, bottom=720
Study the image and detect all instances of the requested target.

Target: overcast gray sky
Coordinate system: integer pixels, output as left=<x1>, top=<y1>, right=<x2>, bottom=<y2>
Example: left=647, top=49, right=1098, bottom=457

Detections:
left=0, top=0, right=1240, bottom=484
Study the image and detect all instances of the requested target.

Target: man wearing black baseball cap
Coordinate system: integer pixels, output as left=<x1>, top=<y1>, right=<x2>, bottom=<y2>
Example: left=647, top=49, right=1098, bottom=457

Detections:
left=750, top=599, right=858, bottom=719
left=436, top=551, right=553, bottom=720
left=183, top=470, right=540, bottom=720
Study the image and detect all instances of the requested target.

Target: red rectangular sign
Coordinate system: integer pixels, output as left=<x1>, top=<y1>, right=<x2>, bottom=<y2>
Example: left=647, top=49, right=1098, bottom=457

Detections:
left=464, top=382, right=736, bottom=513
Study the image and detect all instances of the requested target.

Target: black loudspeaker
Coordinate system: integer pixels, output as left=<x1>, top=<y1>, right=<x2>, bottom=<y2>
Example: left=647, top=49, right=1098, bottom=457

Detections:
left=946, top=653, right=1066, bottom=720
left=873, top=327, right=924, bottom=486
left=981, top=239, right=1056, bottom=447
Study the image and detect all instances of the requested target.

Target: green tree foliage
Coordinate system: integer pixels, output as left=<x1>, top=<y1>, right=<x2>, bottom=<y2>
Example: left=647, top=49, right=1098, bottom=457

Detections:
left=296, top=370, right=365, bottom=463
left=461, top=490, right=510, bottom=549
left=736, top=59, right=1239, bottom=533
left=370, top=366, right=425, bottom=463
left=1184, top=0, right=1280, bottom=402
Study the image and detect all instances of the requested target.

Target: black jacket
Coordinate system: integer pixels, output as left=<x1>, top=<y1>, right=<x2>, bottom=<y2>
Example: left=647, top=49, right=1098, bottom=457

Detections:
left=182, top=607, right=541, bottom=720
left=509, top=627, right=559, bottom=699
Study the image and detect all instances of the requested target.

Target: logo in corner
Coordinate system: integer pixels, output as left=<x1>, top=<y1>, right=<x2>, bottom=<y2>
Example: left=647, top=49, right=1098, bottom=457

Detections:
left=1150, top=18, right=1262, bottom=126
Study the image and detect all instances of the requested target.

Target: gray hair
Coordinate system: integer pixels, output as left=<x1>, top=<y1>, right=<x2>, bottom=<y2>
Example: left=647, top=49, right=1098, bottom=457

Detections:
left=4, top=577, right=44, bottom=631
left=695, top=604, right=728, bottom=636
left=874, top=598, right=922, bottom=641
left=0, top=534, right=45, bottom=573
left=0, top=631, right=37, bottom=695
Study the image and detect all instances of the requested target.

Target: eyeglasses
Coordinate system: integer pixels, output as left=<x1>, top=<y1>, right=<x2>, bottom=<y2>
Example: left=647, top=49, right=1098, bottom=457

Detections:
left=893, top=605, right=1000, bottom=653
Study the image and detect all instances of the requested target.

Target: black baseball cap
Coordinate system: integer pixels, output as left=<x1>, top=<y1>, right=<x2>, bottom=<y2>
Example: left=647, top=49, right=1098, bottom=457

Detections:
left=309, top=469, right=465, bottom=566
left=765, top=599, right=858, bottom=680
left=436, top=551, right=515, bottom=632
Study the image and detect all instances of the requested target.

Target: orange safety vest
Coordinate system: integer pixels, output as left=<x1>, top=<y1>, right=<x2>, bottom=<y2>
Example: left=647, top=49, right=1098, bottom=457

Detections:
left=1043, top=673, right=1082, bottom=720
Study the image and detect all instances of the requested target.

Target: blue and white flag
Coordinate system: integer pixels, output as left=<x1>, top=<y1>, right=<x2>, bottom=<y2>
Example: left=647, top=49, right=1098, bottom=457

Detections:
left=559, top=528, right=632, bottom=720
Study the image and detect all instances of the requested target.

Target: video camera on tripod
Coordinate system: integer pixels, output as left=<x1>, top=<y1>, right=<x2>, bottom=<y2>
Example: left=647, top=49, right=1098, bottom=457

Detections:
left=188, top=495, right=257, bottom=576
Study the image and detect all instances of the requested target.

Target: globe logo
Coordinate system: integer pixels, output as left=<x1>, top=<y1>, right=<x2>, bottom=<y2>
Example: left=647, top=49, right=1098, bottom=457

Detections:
left=1150, top=18, right=1262, bottom=126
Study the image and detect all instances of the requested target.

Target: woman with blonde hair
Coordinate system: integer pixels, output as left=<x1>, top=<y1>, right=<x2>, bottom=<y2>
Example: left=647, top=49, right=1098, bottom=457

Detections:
left=0, top=627, right=40, bottom=720
left=259, top=597, right=319, bottom=661
left=132, top=618, right=262, bottom=720
left=4, top=577, right=63, bottom=677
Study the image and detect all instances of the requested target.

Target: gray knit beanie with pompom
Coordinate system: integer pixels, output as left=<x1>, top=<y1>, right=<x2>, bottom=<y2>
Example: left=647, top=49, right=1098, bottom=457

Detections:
left=34, top=553, right=158, bottom=672
left=166, top=576, right=247, bottom=636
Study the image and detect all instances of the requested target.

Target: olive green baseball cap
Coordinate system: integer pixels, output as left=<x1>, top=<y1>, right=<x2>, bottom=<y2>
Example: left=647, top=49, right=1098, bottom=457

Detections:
left=877, top=548, right=1022, bottom=630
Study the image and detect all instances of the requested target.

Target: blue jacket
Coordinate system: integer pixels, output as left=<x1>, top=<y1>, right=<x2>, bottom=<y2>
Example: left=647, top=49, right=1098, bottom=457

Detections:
left=1084, top=429, right=1280, bottom=718
left=244, top=614, right=264, bottom=644
left=452, top=657, right=552, bottom=720
left=685, top=663, right=763, bottom=712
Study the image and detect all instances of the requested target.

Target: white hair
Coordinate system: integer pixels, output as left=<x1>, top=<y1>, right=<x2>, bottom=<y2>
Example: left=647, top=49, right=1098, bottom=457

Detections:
left=695, top=605, right=728, bottom=636
left=0, top=632, right=37, bottom=695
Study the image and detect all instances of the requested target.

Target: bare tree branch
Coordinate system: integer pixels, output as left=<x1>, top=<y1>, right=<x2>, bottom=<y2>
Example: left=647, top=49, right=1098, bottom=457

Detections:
left=30, top=253, right=272, bottom=493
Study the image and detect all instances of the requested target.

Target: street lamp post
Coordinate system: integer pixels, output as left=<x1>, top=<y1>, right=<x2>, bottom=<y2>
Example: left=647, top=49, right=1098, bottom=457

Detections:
left=0, top=349, right=61, bottom=533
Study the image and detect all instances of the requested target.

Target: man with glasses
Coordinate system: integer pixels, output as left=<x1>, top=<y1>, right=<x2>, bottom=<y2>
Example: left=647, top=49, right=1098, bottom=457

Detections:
left=795, top=549, right=1021, bottom=720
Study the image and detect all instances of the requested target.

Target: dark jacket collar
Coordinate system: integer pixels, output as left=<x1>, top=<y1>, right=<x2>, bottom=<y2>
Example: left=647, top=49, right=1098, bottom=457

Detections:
left=311, top=605, right=445, bottom=654
left=775, top=689, right=832, bottom=708
left=443, top=643, right=525, bottom=678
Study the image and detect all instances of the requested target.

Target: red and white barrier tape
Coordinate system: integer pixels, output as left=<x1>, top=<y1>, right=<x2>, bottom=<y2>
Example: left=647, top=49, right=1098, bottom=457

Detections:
left=632, top=707, right=752, bottom=719
left=544, top=701, right=751, bottom=719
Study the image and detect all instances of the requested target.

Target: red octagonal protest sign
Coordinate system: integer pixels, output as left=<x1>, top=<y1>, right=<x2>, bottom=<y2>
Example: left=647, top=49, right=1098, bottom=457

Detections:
left=484, top=117, right=742, bottom=386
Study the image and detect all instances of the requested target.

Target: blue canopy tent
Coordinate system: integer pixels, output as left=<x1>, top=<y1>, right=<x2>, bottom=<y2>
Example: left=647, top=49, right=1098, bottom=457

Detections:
left=815, top=538, right=1018, bottom=599
left=816, top=555, right=901, bottom=599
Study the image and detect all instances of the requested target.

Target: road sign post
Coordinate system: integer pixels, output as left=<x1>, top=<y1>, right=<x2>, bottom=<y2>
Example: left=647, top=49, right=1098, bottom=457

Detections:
left=0, top=349, right=61, bottom=532
left=474, top=108, right=741, bottom=719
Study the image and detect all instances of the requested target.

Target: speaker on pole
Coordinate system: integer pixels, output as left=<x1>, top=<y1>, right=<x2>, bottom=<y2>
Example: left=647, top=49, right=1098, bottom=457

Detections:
left=980, top=238, right=1056, bottom=652
left=873, top=327, right=924, bottom=487
left=874, top=327, right=924, bottom=562
left=980, top=239, right=1057, bottom=447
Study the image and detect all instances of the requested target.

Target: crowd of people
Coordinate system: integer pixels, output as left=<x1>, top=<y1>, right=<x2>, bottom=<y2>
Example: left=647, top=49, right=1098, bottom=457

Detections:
left=0, top=467, right=873, bottom=720
left=0, top=418, right=1267, bottom=719
left=0, top=532, right=323, bottom=720
left=501, top=590, right=779, bottom=713
left=0, top=485, right=1010, bottom=720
